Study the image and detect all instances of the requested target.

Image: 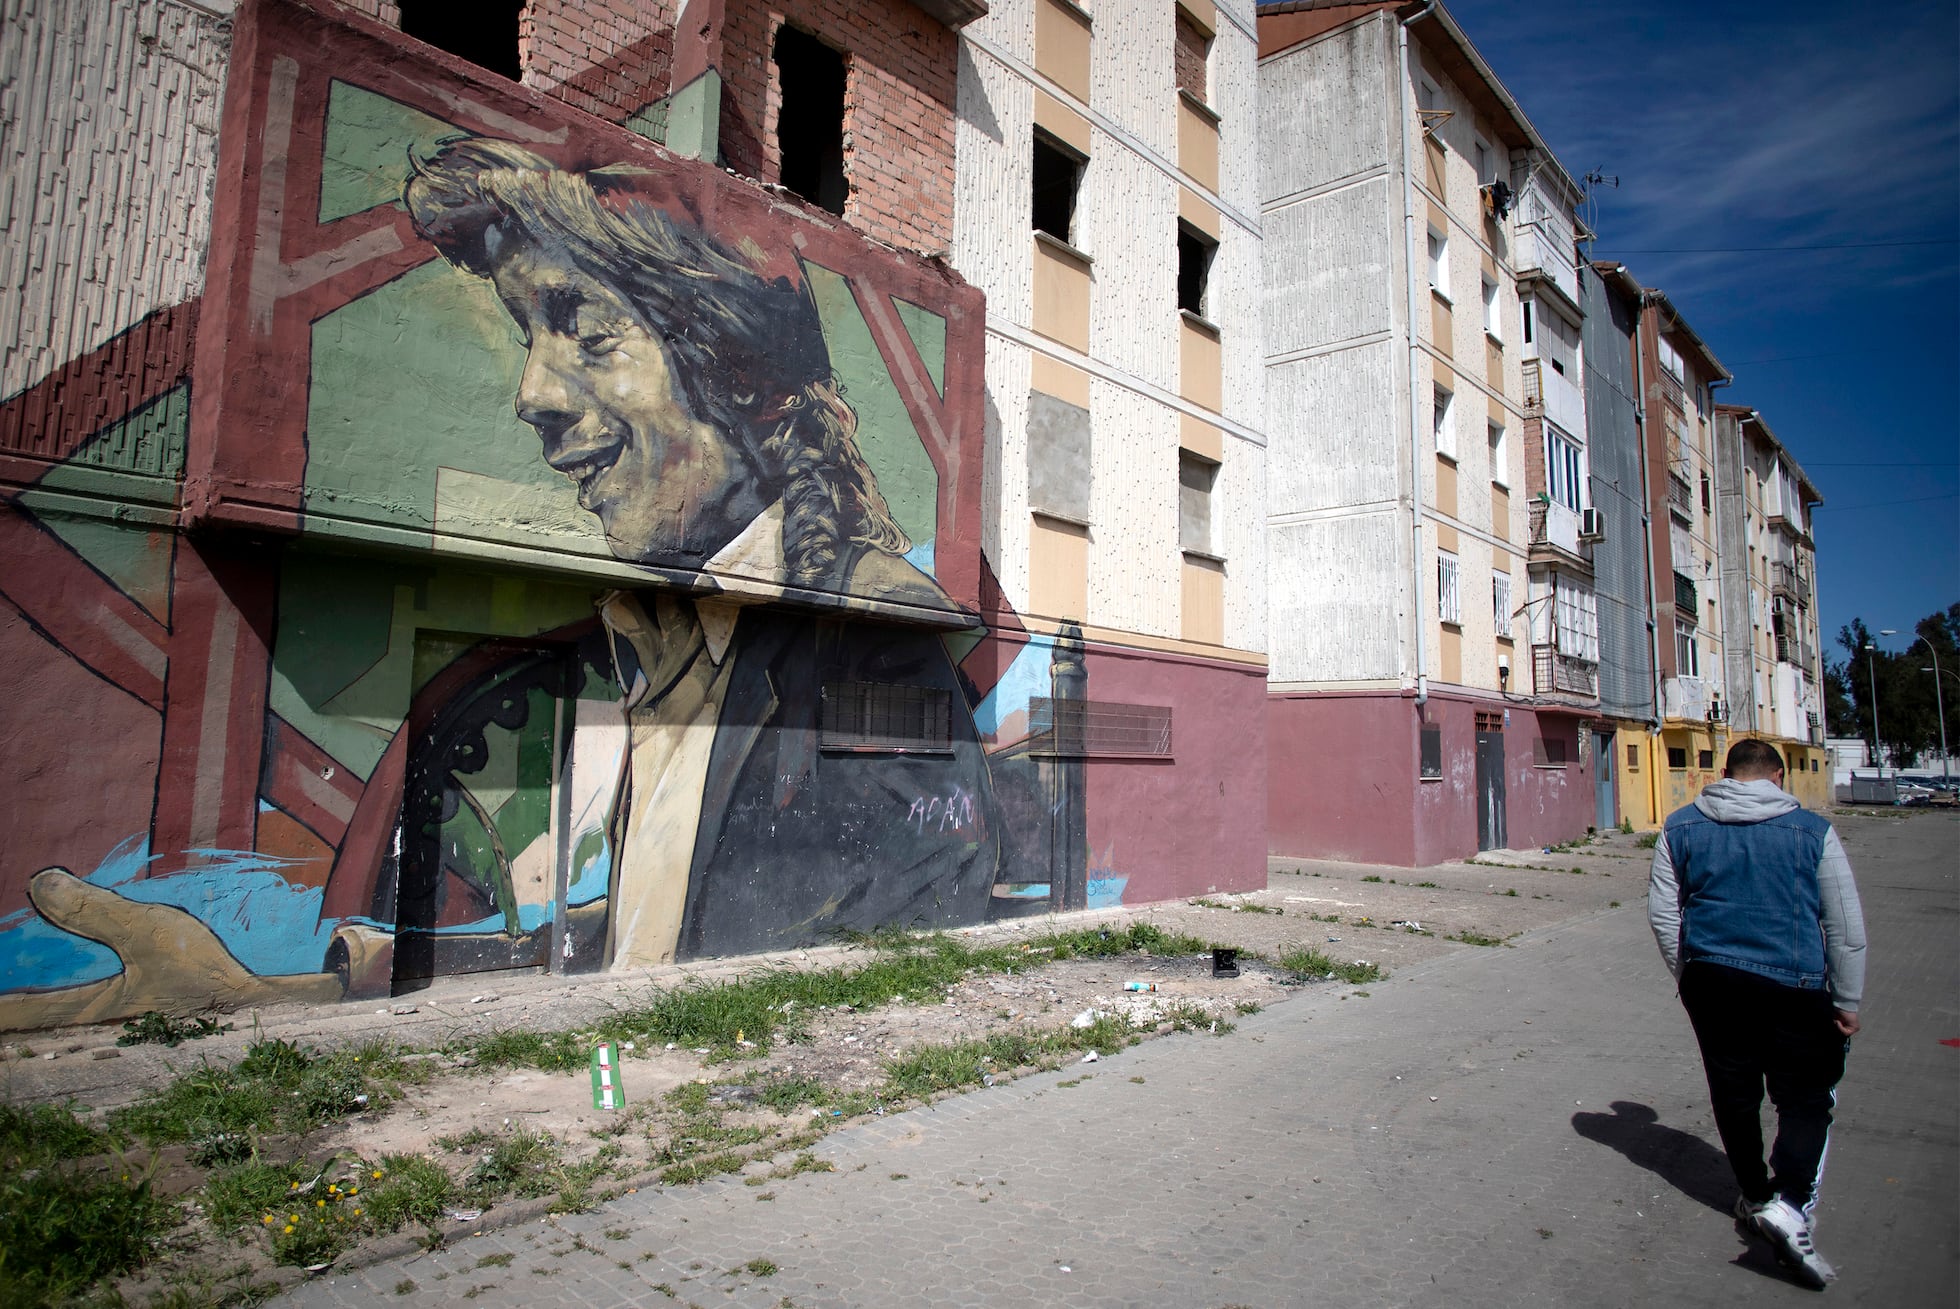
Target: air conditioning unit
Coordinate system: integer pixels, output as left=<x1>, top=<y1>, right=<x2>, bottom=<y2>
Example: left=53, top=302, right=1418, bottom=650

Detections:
left=1707, top=698, right=1727, bottom=723
left=1579, top=507, right=1604, bottom=540
left=1807, top=711, right=1822, bottom=728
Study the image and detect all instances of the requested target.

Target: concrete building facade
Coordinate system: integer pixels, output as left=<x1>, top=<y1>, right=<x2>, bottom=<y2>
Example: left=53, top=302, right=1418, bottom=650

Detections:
left=1256, top=0, right=1598, bottom=865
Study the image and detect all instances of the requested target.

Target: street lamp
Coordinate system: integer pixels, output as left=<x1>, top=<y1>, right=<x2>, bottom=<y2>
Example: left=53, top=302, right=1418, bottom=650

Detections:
left=1912, top=635, right=1950, bottom=783
left=1865, top=630, right=1897, bottom=778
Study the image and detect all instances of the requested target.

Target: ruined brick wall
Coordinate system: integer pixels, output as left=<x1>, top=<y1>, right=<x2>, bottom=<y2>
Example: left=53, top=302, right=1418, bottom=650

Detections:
left=721, top=0, right=957, bottom=254
left=521, top=0, right=677, bottom=122
left=1174, top=10, right=1208, bottom=101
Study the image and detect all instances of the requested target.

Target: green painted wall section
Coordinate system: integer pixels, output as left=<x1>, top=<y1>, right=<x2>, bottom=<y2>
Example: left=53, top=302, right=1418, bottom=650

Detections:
left=802, top=261, right=937, bottom=556
left=12, top=499, right=175, bottom=621
left=304, top=259, right=610, bottom=556
left=319, top=81, right=458, bottom=223
left=893, top=297, right=947, bottom=397
left=269, top=556, right=601, bottom=779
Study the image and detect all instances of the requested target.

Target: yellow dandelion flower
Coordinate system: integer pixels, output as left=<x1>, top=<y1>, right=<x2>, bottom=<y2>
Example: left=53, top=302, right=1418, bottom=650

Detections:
left=284, top=1225, right=295, bottom=1235
left=348, top=1187, right=359, bottom=1196
left=372, top=1170, right=384, bottom=1179
left=263, top=1216, right=275, bottom=1226
left=316, top=1199, right=326, bottom=1208
left=353, top=1209, right=362, bottom=1217
left=290, top=1214, right=301, bottom=1223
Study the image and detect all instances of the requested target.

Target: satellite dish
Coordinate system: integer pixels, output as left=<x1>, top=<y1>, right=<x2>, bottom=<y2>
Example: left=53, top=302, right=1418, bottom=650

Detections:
left=1481, top=178, right=1515, bottom=220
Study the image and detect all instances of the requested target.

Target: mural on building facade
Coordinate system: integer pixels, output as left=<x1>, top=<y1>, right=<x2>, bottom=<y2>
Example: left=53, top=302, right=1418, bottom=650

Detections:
left=0, top=0, right=1097, bottom=1030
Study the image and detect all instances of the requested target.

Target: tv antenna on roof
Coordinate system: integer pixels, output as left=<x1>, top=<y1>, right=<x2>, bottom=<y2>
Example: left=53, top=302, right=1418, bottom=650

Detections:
left=1581, top=168, right=1619, bottom=248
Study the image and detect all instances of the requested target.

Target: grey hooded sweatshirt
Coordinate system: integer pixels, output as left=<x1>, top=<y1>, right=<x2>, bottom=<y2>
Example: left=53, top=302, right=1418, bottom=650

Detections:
left=1647, top=777, right=1867, bottom=1012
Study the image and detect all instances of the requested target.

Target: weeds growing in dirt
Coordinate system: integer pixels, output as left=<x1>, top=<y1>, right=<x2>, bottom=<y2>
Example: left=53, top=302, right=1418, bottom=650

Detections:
left=109, top=1037, right=428, bottom=1147
left=1276, top=948, right=1384, bottom=985
left=0, top=1107, right=173, bottom=1309
left=117, top=1011, right=234, bottom=1048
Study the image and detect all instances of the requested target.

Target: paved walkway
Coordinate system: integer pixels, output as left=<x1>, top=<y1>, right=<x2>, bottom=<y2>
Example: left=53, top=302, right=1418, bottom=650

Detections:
left=278, top=813, right=1957, bottom=1307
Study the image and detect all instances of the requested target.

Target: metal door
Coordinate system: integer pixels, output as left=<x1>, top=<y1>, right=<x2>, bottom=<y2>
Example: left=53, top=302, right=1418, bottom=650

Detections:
left=1475, top=715, right=1507, bottom=852
left=1594, top=729, right=1616, bottom=831
left=393, top=637, right=575, bottom=992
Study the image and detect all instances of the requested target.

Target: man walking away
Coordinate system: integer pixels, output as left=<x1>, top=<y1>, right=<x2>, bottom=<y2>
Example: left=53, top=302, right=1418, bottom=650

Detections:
left=1648, top=738, right=1867, bottom=1288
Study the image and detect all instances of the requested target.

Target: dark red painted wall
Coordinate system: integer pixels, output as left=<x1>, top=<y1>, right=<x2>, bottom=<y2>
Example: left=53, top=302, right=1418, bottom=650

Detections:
left=1268, top=692, right=1420, bottom=866
left=1083, top=644, right=1268, bottom=903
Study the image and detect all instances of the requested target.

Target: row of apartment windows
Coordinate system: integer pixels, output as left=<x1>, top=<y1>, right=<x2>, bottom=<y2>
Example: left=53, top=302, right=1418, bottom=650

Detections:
left=1430, top=385, right=1510, bottom=488
left=1436, top=553, right=1517, bottom=640
left=1035, top=131, right=1219, bottom=317
left=1423, top=230, right=1503, bottom=340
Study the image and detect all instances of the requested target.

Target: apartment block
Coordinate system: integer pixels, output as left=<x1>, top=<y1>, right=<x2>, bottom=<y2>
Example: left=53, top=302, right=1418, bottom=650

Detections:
left=1714, top=404, right=1829, bottom=805
left=1256, top=0, right=1596, bottom=863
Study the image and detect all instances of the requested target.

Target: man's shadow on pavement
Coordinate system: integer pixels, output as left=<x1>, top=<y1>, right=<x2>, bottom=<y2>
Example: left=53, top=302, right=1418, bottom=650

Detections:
left=1572, top=1100, right=1813, bottom=1287
left=1571, top=1100, right=1733, bottom=1214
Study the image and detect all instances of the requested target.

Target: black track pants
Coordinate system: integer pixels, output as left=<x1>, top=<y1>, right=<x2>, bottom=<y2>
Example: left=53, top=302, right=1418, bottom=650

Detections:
left=1679, top=961, right=1849, bottom=1217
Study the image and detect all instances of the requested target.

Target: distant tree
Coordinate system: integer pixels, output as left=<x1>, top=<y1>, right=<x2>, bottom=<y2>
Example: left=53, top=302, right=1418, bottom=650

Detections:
left=1822, top=659, right=1856, bottom=736
left=1837, top=605, right=1960, bottom=769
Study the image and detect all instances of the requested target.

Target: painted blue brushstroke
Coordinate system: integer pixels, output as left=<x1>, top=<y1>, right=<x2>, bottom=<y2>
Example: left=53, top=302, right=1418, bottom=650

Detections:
left=903, top=540, right=935, bottom=576
left=970, top=633, right=1056, bottom=738
left=566, top=844, right=610, bottom=908
left=1087, top=877, right=1128, bottom=910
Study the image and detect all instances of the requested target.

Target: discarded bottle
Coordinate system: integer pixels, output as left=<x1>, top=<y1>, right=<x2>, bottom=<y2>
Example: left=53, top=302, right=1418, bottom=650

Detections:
left=1123, top=981, right=1158, bottom=993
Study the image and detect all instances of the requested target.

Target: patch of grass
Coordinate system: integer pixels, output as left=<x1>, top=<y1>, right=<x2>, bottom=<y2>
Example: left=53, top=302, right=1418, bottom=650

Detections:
left=1234, top=1000, right=1262, bottom=1015
left=1360, top=875, right=1384, bottom=883
left=745, top=1258, right=779, bottom=1276
left=880, top=1016, right=1137, bottom=1102
left=110, top=1038, right=415, bottom=1146
left=1619, top=817, right=1634, bottom=834
left=476, top=1252, right=515, bottom=1269
left=146, top=1264, right=281, bottom=1309
left=360, top=1154, right=455, bottom=1233
left=769, top=1152, right=834, bottom=1180
left=1414, top=881, right=1440, bottom=889
left=118, top=1011, right=233, bottom=1048
left=201, top=1158, right=314, bottom=1235
left=1034, top=921, right=1212, bottom=960
left=1277, top=947, right=1384, bottom=985
left=1447, top=929, right=1505, bottom=947
left=0, top=1102, right=109, bottom=1169
left=1609, top=900, right=1622, bottom=908
left=1163, top=1002, right=1233, bottom=1035
left=463, top=1028, right=587, bottom=1073
left=659, top=1152, right=746, bottom=1186
left=457, top=1127, right=568, bottom=1206
left=396, top=1280, right=417, bottom=1295
left=0, top=1162, right=173, bottom=1308
left=1636, top=832, right=1658, bottom=849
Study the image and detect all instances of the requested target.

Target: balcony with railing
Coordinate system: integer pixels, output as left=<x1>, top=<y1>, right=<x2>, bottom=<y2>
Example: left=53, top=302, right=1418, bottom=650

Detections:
left=1658, top=369, right=1685, bottom=412
left=1666, top=470, right=1694, bottom=520
left=1528, top=497, right=1587, bottom=563
left=1672, top=569, right=1697, bottom=616
left=1770, top=559, right=1811, bottom=604
left=1533, top=644, right=1599, bottom=698
left=1775, top=633, right=1815, bottom=670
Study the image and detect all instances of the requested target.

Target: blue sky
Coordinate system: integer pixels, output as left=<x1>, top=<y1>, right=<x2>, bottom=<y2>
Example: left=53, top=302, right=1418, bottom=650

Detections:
left=1441, top=0, right=1959, bottom=665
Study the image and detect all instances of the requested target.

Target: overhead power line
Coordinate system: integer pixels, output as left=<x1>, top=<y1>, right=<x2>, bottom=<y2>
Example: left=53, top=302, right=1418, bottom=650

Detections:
left=1610, top=238, right=1957, bottom=254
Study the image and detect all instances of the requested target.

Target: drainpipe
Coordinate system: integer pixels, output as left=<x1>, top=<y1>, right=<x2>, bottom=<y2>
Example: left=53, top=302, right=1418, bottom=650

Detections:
left=1398, top=2, right=1436, bottom=706
left=1628, top=280, right=1665, bottom=821
left=1706, top=374, right=1732, bottom=742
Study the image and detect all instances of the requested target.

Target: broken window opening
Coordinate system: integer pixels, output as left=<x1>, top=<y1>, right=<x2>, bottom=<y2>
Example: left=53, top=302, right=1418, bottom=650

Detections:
left=774, top=25, right=848, bottom=216
left=1177, top=222, right=1217, bottom=317
left=399, top=0, right=524, bottom=81
left=1033, top=130, right=1085, bottom=243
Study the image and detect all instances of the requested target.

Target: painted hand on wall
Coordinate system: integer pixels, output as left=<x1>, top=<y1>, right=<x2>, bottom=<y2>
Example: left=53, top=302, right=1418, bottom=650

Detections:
left=0, top=869, right=343, bottom=1031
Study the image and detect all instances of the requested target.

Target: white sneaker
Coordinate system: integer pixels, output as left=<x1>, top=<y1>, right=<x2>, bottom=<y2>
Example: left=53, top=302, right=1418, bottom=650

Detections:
left=1733, top=1195, right=1770, bottom=1225
left=1753, top=1198, right=1836, bottom=1288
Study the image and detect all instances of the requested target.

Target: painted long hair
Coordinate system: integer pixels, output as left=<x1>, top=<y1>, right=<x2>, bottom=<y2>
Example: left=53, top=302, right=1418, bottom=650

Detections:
left=404, top=137, right=909, bottom=584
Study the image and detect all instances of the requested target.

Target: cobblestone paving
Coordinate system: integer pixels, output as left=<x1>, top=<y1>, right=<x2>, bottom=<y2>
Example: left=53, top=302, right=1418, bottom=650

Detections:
left=276, top=813, right=1956, bottom=1308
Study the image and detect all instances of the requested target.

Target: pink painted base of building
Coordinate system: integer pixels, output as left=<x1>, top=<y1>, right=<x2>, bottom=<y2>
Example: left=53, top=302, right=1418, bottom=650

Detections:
left=1267, top=689, right=1602, bottom=866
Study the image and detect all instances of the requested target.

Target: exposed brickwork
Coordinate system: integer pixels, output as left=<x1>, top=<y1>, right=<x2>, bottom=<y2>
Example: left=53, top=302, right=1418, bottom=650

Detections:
left=335, top=0, right=400, bottom=24
left=522, top=0, right=677, bottom=121
left=721, top=0, right=957, bottom=253
left=1521, top=411, right=1546, bottom=502
left=1175, top=9, right=1209, bottom=101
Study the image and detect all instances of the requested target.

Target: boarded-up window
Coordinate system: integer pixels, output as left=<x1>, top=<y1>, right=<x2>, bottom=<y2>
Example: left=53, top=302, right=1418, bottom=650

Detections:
left=1030, top=698, right=1173, bottom=757
left=821, top=682, right=952, bottom=753
left=1626, top=743, right=1640, bottom=770
left=1174, top=9, right=1209, bottom=101
left=1420, top=725, right=1442, bottom=779
left=1028, top=390, right=1091, bottom=522
left=1179, top=451, right=1216, bottom=554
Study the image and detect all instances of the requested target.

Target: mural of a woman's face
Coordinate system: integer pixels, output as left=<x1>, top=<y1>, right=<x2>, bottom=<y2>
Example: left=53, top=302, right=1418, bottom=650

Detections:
left=489, top=240, right=766, bottom=563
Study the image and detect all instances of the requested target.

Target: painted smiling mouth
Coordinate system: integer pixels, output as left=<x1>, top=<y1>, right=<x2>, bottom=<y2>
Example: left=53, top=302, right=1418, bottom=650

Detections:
left=550, top=436, right=626, bottom=509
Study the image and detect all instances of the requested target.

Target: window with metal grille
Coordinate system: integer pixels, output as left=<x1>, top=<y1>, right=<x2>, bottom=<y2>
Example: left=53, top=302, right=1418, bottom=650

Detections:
left=1437, top=551, right=1461, bottom=625
left=1626, top=743, right=1640, bottom=770
left=1029, top=698, right=1172, bottom=757
left=1475, top=710, right=1503, bottom=732
left=1667, top=746, right=1688, bottom=769
left=820, top=682, right=953, bottom=753
left=1698, top=749, right=1715, bottom=769
left=1534, top=735, right=1568, bottom=768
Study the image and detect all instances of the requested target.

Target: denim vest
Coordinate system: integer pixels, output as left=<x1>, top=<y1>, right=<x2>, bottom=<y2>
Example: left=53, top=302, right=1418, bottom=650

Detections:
left=1666, top=802, right=1831, bottom=989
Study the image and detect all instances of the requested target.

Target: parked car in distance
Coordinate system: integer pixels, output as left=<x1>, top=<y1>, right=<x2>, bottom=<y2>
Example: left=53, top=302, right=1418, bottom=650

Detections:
left=1893, top=781, right=1934, bottom=806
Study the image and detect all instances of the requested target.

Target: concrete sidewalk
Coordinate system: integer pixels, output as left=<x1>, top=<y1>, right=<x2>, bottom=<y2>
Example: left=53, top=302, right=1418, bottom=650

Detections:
left=274, top=812, right=1957, bottom=1308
